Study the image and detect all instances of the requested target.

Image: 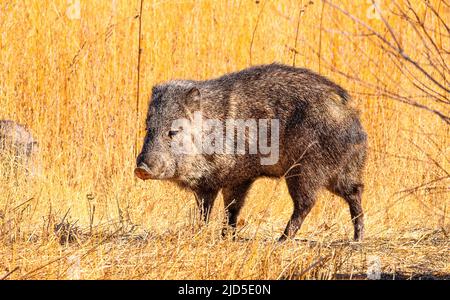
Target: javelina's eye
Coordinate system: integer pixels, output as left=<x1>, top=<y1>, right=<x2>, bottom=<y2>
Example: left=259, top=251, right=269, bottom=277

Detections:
left=168, top=130, right=179, bottom=138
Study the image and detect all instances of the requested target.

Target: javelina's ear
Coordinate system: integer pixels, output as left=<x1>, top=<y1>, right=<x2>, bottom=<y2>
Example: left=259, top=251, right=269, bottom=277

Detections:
left=151, top=85, right=165, bottom=101
left=185, top=86, right=202, bottom=112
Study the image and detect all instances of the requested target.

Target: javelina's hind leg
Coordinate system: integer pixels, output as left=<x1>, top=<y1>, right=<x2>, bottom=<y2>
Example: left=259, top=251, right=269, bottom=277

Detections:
left=222, top=180, right=254, bottom=238
left=329, top=180, right=364, bottom=241
left=347, top=184, right=364, bottom=241
left=279, top=176, right=319, bottom=242
left=194, top=188, right=219, bottom=224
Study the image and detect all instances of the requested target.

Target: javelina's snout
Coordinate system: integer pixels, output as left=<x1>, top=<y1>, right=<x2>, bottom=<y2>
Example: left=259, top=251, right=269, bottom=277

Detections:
left=134, top=152, right=168, bottom=180
left=135, top=152, right=154, bottom=180
left=134, top=162, right=153, bottom=181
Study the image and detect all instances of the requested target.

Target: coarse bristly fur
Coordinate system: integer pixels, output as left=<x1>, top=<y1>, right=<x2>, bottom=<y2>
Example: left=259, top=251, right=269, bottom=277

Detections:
left=135, top=63, right=367, bottom=241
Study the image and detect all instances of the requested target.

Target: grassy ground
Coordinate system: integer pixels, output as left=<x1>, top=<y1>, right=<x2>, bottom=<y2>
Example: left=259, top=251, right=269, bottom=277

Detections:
left=0, top=0, right=448, bottom=279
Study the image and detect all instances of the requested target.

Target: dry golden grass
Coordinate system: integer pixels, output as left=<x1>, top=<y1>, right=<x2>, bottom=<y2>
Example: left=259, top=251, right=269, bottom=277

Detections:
left=0, top=0, right=448, bottom=279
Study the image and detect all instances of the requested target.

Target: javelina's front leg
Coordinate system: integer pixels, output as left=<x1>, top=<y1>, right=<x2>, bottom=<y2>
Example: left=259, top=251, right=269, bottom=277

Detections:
left=222, top=180, right=254, bottom=238
left=194, top=188, right=219, bottom=224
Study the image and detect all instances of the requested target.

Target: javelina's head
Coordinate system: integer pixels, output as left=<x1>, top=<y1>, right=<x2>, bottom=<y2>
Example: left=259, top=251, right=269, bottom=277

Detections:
left=135, top=82, right=202, bottom=181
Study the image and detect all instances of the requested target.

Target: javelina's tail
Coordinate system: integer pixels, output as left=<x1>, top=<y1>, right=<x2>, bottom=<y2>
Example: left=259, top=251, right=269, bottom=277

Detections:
left=322, top=76, right=351, bottom=104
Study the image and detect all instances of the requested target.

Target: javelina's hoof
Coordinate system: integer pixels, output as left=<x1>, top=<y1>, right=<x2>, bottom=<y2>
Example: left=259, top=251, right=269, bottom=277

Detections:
left=221, top=227, right=237, bottom=240
left=354, top=224, right=364, bottom=241
left=277, top=235, right=287, bottom=243
left=354, top=232, right=364, bottom=242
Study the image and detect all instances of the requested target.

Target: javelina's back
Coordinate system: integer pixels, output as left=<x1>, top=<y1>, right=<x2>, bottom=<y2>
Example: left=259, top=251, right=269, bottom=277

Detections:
left=195, top=63, right=366, bottom=184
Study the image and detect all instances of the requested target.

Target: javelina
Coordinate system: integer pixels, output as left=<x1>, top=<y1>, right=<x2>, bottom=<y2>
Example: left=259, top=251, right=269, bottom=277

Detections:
left=0, top=120, right=39, bottom=175
left=135, top=63, right=367, bottom=241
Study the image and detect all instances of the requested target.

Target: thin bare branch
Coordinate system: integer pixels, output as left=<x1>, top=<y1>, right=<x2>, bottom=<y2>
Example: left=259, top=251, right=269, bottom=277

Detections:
left=135, top=0, right=145, bottom=157
left=249, top=0, right=268, bottom=65
left=322, top=0, right=450, bottom=94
